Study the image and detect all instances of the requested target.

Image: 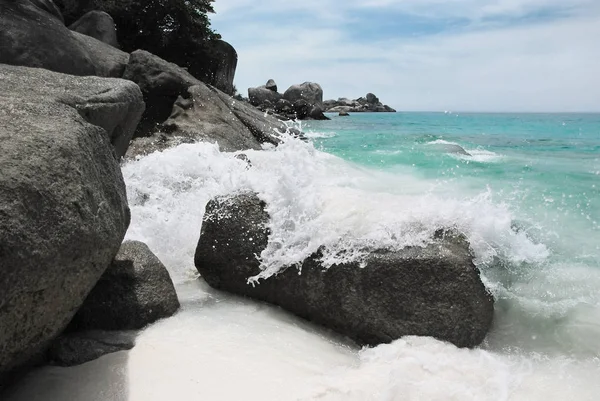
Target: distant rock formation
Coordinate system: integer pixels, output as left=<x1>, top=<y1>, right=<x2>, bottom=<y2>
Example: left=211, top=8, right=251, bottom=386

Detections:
left=247, top=80, right=329, bottom=121
left=324, top=93, right=396, bottom=113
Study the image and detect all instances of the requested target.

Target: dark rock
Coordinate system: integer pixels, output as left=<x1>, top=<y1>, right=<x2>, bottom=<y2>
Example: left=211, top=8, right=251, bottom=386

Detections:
left=248, top=86, right=283, bottom=107
left=265, top=79, right=278, bottom=92
left=162, top=85, right=268, bottom=152
left=339, top=111, right=350, bottom=116
left=69, top=10, right=119, bottom=48
left=0, top=64, right=132, bottom=382
left=323, top=94, right=396, bottom=113
left=122, top=50, right=201, bottom=137
left=215, top=90, right=296, bottom=146
left=71, top=31, right=129, bottom=77
left=69, top=241, right=180, bottom=332
left=366, top=93, right=379, bottom=104
left=308, top=106, right=330, bottom=121
left=48, top=331, right=136, bottom=367
left=30, top=0, right=63, bottom=22
left=275, top=98, right=293, bottom=114
left=235, top=153, right=252, bottom=169
left=195, top=192, right=494, bottom=348
left=293, top=99, right=311, bottom=119
left=283, top=82, right=324, bottom=109
left=0, top=0, right=128, bottom=77
left=203, top=39, right=238, bottom=95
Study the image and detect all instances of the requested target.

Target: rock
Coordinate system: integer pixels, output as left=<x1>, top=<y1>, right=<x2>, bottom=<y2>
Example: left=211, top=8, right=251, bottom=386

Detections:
left=195, top=192, right=494, bottom=348
left=68, top=241, right=180, bottom=331
left=202, top=39, right=238, bottom=95
left=30, top=0, right=63, bottom=22
left=323, top=94, right=396, bottom=113
left=215, top=90, right=301, bottom=145
left=248, top=86, right=283, bottom=107
left=275, top=98, right=293, bottom=113
left=162, top=85, right=266, bottom=152
left=122, top=51, right=297, bottom=153
left=48, top=331, right=136, bottom=367
left=69, top=10, right=119, bottom=48
left=265, top=79, right=278, bottom=92
left=0, top=0, right=128, bottom=78
left=339, top=111, right=350, bottom=116
left=71, top=31, right=129, bottom=77
left=292, top=99, right=311, bottom=119
left=122, top=50, right=201, bottom=136
left=0, top=64, right=133, bottom=382
left=283, top=82, right=324, bottom=109
left=308, top=106, right=330, bottom=120
left=366, top=92, right=379, bottom=104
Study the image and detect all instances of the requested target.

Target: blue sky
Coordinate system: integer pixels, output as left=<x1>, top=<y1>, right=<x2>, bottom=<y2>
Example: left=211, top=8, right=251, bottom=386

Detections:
left=211, top=0, right=600, bottom=112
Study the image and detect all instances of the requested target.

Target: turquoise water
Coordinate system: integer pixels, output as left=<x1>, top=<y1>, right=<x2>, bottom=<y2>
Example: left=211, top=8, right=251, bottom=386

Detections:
left=305, top=112, right=600, bottom=358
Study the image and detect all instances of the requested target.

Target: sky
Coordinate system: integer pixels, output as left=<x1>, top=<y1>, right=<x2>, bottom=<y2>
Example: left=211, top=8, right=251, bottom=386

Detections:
left=210, top=0, right=600, bottom=112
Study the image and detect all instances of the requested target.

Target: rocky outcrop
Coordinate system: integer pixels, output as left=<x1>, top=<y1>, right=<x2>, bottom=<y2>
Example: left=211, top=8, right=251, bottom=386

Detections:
left=122, top=51, right=296, bottom=157
left=69, top=10, right=119, bottom=48
left=195, top=192, right=494, bottom=348
left=0, top=0, right=128, bottom=78
left=202, top=39, right=238, bottom=95
left=68, top=241, right=180, bottom=332
left=0, top=64, right=134, bottom=382
left=161, top=84, right=278, bottom=152
left=122, top=50, right=201, bottom=136
left=283, top=82, right=324, bottom=109
left=324, top=93, right=396, bottom=113
left=247, top=80, right=329, bottom=121
left=248, top=85, right=283, bottom=107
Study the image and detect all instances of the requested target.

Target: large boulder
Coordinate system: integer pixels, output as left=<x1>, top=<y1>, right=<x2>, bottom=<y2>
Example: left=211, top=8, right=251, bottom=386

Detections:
left=122, top=50, right=201, bottom=136
left=195, top=192, right=494, bottom=348
left=30, top=0, right=63, bottom=22
left=283, top=82, right=324, bottom=109
left=69, top=10, right=119, bottom=48
left=201, top=39, right=238, bottom=95
left=161, top=84, right=274, bottom=152
left=68, top=241, right=180, bottom=332
left=71, top=31, right=129, bottom=77
left=248, top=86, right=283, bottom=107
left=0, top=64, right=134, bottom=382
left=0, top=0, right=128, bottom=78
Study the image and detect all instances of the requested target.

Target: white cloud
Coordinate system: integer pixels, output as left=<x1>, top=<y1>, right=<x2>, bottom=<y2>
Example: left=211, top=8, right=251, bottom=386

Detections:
left=212, top=0, right=600, bottom=111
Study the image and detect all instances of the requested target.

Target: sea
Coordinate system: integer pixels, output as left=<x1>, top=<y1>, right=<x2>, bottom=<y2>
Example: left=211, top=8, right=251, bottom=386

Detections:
left=6, top=112, right=600, bottom=400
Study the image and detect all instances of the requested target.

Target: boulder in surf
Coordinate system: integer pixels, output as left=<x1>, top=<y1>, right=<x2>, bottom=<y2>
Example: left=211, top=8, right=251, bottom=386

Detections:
left=194, top=192, right=494, bottom=348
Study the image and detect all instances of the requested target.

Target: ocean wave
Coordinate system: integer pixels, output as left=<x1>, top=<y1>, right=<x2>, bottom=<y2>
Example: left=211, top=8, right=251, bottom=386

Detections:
left=426, top=139, right=503, bottom=162
left=122, top=136, right=544, bottom=284
left=304, top=131, right=337, bottom=139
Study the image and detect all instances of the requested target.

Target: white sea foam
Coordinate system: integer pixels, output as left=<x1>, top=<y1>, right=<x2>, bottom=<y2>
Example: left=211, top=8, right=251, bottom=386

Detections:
left=304, top=130, right=337, bottom=139
left=122, top=136, right=544, bottom=283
